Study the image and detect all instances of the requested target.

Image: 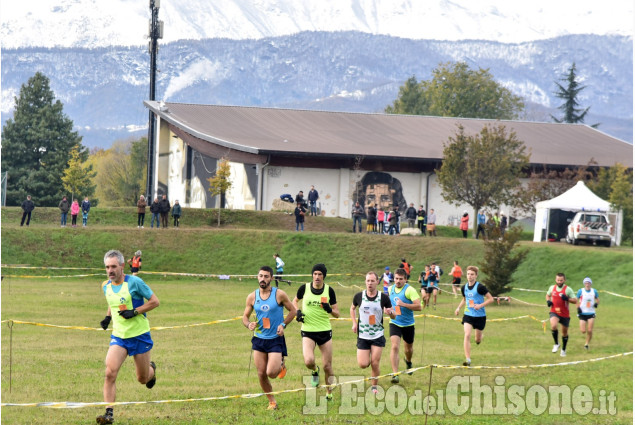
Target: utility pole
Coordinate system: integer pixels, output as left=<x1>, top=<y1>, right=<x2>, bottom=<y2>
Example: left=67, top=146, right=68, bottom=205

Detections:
left=146, top=0, right=163, bottom=199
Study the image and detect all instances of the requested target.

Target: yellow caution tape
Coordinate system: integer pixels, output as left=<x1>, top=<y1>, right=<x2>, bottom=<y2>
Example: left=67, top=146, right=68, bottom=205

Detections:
left=2, top=352, right=631, bottom=408
left=0, top=317, right=242, bottom=331
left=599, top=289, right=632, bottom=299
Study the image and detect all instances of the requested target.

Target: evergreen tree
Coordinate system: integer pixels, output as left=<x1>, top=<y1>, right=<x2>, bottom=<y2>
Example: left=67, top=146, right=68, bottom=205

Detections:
left=551, top=63, right=599, bottom=127
left=479, top=227, right=528, bottom=297
left=1, top=72, right=84, bottom=206
left=386, top=62, right=524, bottom=120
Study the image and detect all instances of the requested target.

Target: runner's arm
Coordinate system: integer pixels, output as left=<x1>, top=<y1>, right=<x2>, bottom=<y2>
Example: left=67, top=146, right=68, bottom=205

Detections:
left=242, top=292, right=256, bottom=330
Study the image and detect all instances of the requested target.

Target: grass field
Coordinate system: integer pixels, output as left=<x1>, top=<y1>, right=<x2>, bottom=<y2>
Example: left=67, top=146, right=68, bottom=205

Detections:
left=1, top=208, right=632, bottom=424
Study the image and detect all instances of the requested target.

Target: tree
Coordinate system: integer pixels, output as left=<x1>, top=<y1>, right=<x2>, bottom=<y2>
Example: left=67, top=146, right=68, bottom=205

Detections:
left=588, top=163, right=633, bottom=245
left=208, top=158, right=233, bottom=227
left=61, top=145, right=97, bottom=201
left=386, top=62, right=525, bottom=120
left=92, top=139, right=147, bottom=206
left=1, top=72, right=84, bottom=206
left=551, top=62, right=599, bottom=127
left=479, top=227, right=528, bottom=297
left=511, top=163, right=594, bottom=216
left=437, top=124, right=530, bottom=236
left=385, top=76, right=427, bottom=115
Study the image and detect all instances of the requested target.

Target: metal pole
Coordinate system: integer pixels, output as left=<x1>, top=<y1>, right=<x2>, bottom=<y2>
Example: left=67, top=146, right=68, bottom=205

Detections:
left=146, top=0, right=159, bottom=199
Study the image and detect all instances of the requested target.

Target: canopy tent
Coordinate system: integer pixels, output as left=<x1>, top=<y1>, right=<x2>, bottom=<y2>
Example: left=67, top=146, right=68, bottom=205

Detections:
left=533, top=181, right=622, bottom=245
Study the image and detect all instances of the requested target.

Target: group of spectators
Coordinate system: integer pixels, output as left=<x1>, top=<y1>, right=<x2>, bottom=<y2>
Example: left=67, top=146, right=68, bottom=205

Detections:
left=137, top=195, right=181, bottom=229
left=475, top=211, right=508, bottom=239
left=18, top=194, right=182, bottom=229
left=353, top=202, right=437, bottom=236
left=289, top=185, right=320, bottom=231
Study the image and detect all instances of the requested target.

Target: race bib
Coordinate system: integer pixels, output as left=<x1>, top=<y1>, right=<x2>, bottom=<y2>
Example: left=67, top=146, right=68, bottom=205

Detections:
left=262, top=317, right=270, bottom=329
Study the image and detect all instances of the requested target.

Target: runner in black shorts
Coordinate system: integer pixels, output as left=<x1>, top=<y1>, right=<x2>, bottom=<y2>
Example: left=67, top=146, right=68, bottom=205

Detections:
left=350, top=271, right=394, bottom=393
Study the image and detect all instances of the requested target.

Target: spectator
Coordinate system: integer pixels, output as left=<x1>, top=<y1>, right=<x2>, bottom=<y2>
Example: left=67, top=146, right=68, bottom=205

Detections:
left=394, top=206, right=401, bottom=234
left=352, top=201, right=364, bottom=233
left=81, top=196, right=91, bottom=227
left=307, top=185, right=319, bottom=216
left=476, top=211, right=487, bottom=239
left=159, top=195, right=170, bottom=229
left=460, top=210, right=469, bottom=238
left=387, top=207, right=398, bottom=235
left=427, top=209, right=437, bottom=237
left=137, top=195, right=147, bottom=228
left=500, top=213, right=508, bottom=237
left=405, top=203, right=417, bottom=228
left=294, top=202, right=306, bottom=231
left=20, top=195, right=35, bottom=227
left=150, top=197, right=161, bottom=229
left=377, top=209, right=386, bottom=234
left=59, top=196, right=70, bottom=227
left=171, top=200, right=182, bottom=227
left=399, top=258, right=412, bottom=280
left=366, top=203, right=377, bottom=233
left=295, top=191, right=307, bottom=208
left=417, top=205, right=426, bottom=236
left=70, top=199, right=80, bottom=227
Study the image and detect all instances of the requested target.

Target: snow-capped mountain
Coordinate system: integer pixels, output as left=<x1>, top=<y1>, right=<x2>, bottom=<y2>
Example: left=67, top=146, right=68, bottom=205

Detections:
left=1, top=1, right=632, bottom=148
left=1, top=0, right=632, bottom=49
left=2, top=32, right=631, bottom=148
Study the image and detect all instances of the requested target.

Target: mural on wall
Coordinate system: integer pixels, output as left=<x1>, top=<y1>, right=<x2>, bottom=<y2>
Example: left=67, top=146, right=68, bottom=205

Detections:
left=354, top=172, right=407, bottom=216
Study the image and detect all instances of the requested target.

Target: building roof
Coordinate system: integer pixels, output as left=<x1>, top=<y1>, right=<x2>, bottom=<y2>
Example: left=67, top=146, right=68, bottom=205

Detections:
left=145, top=101, right=633, bottom=168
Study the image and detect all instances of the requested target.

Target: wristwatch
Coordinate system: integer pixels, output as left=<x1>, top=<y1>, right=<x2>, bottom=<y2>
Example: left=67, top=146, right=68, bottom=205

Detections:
left=281, top=323, right=287, bottom=329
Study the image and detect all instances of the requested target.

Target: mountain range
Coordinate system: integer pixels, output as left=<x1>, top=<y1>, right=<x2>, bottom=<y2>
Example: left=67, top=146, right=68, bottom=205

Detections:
left=1, top=1, right=632, bottom=148
left=2, top=0, right=631, bottom=48
left=2, top=32, right=632, bottom=148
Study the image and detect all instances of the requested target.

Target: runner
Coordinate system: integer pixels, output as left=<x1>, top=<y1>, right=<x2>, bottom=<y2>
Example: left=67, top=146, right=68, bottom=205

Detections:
left=428, top=262, right=440, bottom=309
left=546, top=272, right=577, bottom=357
left=242, top=265, right=296, bottom=410
left=96, top=250, right=159, bottom=425
left=450, top=260, right=463, bottom=298
left=454, top=265, right=494, bottom=366
left=127, top=250, right=142, bottom=276
left=388, top=268, right=421, bottom=383
left=273, top=253, right=286, bottom=287
left=350, top=271, right=394, bottom=393
left=418, top=265, right=431, bottom=308
left=293, top=264, right=340, bottom=400
left=576, top=277, right=599, bottom=350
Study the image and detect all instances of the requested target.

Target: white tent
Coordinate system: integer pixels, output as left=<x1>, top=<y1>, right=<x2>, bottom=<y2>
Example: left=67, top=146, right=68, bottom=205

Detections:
left=533, top=181, right=622, bottom=245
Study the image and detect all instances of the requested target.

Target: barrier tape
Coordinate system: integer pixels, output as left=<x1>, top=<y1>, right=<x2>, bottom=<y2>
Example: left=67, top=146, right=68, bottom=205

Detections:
left=2, top=352, right=631, bottom=409
left=599, top=289, right=633, bottom=299
left=1, top=274, right=103, bottom=279
left=0, top=317, right=242, bottom=331
left=1, top=314, right=546, bottom=331
left=1, top=266, right=631, bottom=300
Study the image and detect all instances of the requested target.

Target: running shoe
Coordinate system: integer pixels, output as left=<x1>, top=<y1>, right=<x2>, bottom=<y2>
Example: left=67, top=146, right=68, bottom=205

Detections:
left=325, top=393, right=333, bottom=402
left=267, top=401, right=278, bottom=410
left=371, top=386, right=378, bottom=394
left=311, top=366, right=320, bottom=387
left=277, top=363, right=287, bottom=379
left=96, top=411, right=114, bottom=424
left=560, top=350, right=566, bottom=357
left=462, top=359, right=471, bottom=366
left=552, top=344, right=560, bottom=353
left=584, top=344, right=589, bottom=351
left=405, top=358, right=413, bottom=375
left=146, top=361, right=157, bottom=389
left=390, top=375, right=399, bottom=384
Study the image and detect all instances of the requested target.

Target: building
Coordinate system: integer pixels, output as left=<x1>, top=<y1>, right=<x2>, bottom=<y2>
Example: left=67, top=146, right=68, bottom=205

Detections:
left=143, top=101, right=633, bottom=226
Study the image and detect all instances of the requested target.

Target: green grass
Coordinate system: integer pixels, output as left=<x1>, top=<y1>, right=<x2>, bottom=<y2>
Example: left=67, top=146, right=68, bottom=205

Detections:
left=1, top=208, right=632, bottom=424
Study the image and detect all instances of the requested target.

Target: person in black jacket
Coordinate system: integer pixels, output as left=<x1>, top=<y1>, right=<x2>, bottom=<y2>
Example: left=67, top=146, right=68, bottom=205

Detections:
left=59, top=196, right=70, bottom=227
left=159, top=195, right=171, bottom=228
left=20, top=195, right=35, bottom=226
left=294, top=202, right=306, bottom=231
left=150, top=198, right=161, bottom=229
